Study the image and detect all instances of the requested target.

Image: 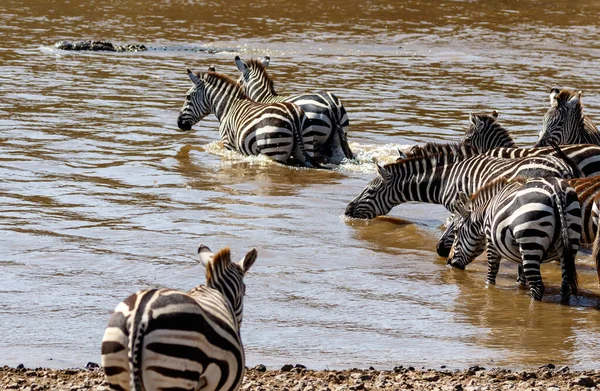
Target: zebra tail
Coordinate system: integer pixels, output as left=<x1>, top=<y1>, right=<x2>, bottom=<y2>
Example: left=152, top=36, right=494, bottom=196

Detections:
left=128, top=297, right=149, bottom=391
left=592, top=226, right=600, bottom=284
left=554, top=188, right=578, bottom=297
left=548, top=140, right=583, bottom=178
left=292, top=124, right=328, bottom=169
left=335, top=123, right=354, bottom=160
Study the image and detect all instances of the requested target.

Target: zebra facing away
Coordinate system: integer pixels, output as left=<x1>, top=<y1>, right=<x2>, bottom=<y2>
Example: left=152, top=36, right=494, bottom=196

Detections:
left=177, top=69, right=320, bottom=168
left=101, top=245, right=257, bottom=391
left=535, top=87, right=600, bottom=147
left=344, top=144, right=580, bottom=221
left=447, top=177, right=581, bottom=301
left=234, top=56, right=353, bottom=164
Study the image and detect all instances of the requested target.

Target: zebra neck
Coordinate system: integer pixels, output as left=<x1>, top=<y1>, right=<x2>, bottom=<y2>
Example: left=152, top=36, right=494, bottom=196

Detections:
left=392, top=163, right=446, bottom=205
left=205, top=78, right=247, bottom=122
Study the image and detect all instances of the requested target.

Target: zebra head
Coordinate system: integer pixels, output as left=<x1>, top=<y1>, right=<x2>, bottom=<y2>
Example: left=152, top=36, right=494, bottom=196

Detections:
left=235, top=55, right=275, bottom=99
left=447, top=192, right=486, bottom=270
left=535, top=88, right=583, bottom=147
left=462, top=110, right=514, bottom=152
left=345, top=164, right=399, bottom=219
left=177, top=69, right=213, bottom=131
left=436, top=214, right=457, bottom=258
left=198, top=244, right=257, bottom=327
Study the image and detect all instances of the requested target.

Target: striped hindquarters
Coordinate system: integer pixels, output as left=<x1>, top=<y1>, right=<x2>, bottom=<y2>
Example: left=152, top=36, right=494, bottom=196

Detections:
left=101, top=288, right=244, bottom=391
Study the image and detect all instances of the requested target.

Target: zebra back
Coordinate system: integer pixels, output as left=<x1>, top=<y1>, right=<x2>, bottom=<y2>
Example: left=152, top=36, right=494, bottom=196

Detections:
left=101, top=245, right=257, bottom=391
left=536, top=87, right=600, bottom=147
left=234, top=56, right=353, bottom=163
left=449, top=177, right=581, bottom=301
left=345, top=145, right=579, bottom=219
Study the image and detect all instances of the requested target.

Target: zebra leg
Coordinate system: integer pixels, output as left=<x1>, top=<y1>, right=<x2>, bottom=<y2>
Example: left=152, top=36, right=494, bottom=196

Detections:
left=101, top=301, right=133, bottom=391
left=485, top=246, right=502, bottom=285
left=521, top=258, right=545, bottom=301
left=516, top=265, right=527, bottom=287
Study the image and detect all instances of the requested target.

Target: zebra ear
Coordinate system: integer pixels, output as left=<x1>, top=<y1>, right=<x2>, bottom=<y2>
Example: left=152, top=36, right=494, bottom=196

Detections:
left=207, top=65, right=216, bottom=72
left=397, top=149, right=408, bottom=159
left=566, top=91, right=582, bottom=109
left=491, top=110, right=499, bottom=119
left=549, top=87, right=560, bottom=106
left=197, top=244, right=214, bottom=267
left=187, top=68, right=202, bottom=85
left=377, top=164, right=391, bottom=182
left=261, top=56, right=270, bottom=67
left=468, top=112, right=481, bottom=127
left=235, top=56, right=248, bottom=73
left=239, top=248, right=257, bottom=273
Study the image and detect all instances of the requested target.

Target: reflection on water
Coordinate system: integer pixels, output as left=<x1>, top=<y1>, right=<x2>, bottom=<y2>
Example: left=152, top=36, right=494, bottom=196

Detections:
left=1, top=0, right=600, bottom=371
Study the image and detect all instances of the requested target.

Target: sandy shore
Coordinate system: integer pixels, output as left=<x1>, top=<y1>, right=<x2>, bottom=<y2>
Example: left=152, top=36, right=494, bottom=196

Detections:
left=1, top=363, right=599, bottom=391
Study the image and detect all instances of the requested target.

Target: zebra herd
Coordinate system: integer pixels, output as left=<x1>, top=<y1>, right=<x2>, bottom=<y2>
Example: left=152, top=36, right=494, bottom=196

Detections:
left=100, top=57, right=600, bottom=390
left=346, top=88, right=600, bottom=302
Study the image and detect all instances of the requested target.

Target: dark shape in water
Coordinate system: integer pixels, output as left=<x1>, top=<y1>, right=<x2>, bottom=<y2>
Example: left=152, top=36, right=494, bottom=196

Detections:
left=54, top=40, right=147, bottom=52
left=53, top=40, right=237, bottom=54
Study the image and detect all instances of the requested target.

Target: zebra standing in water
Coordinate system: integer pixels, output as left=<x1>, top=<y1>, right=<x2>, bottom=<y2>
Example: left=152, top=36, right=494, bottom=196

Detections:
left=536, top=87, right=600, bottom=147
left=177, top=69, right=319, bottom=168
left=344, top=144, right=580, bottom=220
left=448, top=177, right=581, bottom=301
left=434, top=111, right=600, bottom=258
left=101, top=245, right=257, bottom=391
left=234, top=56, right=353, bottom=164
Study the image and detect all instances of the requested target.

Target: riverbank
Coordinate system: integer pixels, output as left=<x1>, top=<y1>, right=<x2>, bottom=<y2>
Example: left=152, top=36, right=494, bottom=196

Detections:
left=1, top=364, right=599, bottom=390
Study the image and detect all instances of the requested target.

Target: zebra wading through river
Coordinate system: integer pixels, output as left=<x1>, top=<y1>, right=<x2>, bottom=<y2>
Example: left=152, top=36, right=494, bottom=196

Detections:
left=344, top=143, right=581, bottom=220
left=177, top=69, right=320, bottom=168
left=448, top=177, right=581, bottom=301
left=234, top=56, right=353, bottom=164
left=101, top=245, right=257, bottom=391
left=431, top=111, right=600, bottom=257
left=536, top=87, right=600, bottom=147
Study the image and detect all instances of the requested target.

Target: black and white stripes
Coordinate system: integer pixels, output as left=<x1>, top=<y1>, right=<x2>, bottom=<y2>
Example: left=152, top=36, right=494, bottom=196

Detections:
left=234, top=56, right=353, bottom=164
left=177, top=69, right=318, bottom=167
left=536, top=87, right=600, bottom=147
left=447, top=177, right=581, bottom=301
left=101, top=245, right=257, bottom=391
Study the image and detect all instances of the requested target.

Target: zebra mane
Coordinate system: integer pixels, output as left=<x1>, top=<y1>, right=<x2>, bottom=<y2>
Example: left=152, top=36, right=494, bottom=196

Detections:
left=405, top=141, right=475, bottom=160
left=205, top=247, right=233, bottom=285
left=244, top=58, right=276, bottom=95
left=195, top=70, right=249, bottom=100
left=470, top=176, right=526, bottom=201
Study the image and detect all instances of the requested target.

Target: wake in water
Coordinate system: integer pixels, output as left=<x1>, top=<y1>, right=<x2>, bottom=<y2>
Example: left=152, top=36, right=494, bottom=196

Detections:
left=202, top=141, right=414, bottom=173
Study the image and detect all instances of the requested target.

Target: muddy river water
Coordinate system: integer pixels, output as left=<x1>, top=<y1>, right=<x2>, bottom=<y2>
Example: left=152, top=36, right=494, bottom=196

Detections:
left=1, top=0, right=599, bottom=370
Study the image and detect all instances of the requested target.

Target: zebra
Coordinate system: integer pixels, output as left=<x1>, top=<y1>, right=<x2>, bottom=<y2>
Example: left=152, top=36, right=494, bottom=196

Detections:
left=177, top=68, right=320, bottom=168
left=234, top=56, right=353, bottom=164
left=535, top=87, right=600, bottom=147
left=447, top=177, right=581, bottom=301
left=344, top=143, right=580, bottom=221
left=433, top=111, right=600, bottom=257
left=101, top=244, right=257, bottom=391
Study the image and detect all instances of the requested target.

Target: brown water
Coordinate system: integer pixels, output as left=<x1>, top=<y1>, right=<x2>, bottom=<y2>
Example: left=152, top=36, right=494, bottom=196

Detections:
left=1, top=0, right=600, bottom=370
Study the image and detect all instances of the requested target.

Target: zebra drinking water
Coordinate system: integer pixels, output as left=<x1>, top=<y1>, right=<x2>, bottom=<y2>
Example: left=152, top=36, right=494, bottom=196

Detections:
left=177, top=68, right=319, bottom=168
left=447, top=177, right=581, bottom=301
left=101, top=245, right=257, bottom=391
left=536, top=87, right=600, bottom=147
left=344, top=143, right=580, bottom=221
left=234, top=56, right=353, bottom=164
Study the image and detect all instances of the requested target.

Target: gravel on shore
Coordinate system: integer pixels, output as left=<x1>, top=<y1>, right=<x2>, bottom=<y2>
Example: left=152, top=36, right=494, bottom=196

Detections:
left=2, top=363, right=599, bottom=391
